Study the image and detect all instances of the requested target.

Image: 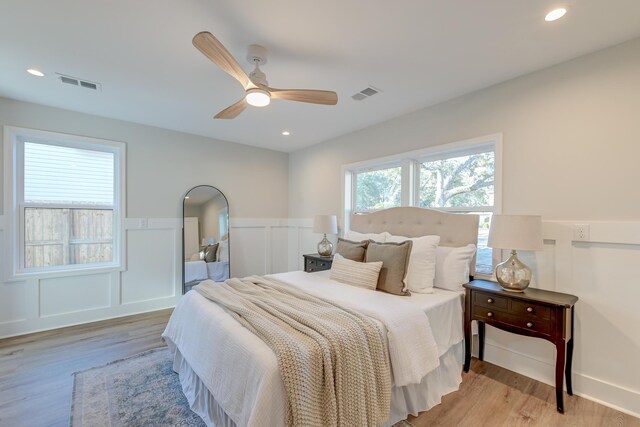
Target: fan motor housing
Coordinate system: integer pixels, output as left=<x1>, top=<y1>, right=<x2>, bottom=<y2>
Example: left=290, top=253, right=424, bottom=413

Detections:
left=247, top=44, right=268, bottom=65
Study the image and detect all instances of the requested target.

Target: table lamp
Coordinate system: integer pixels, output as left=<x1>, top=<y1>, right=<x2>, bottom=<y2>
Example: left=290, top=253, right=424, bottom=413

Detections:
left=313, top=214, right=338, bottom=256
left=487, top=215, right=543, bottom=292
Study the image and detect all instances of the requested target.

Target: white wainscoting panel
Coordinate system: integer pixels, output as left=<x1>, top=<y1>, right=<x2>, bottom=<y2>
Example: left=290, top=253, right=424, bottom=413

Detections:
left=121, top=220, right=181, bottom=304
left=230, top=225, right=268, bottom=277
left=270, top=226, right=292, bottom=274
left=229, top=218, right=331, bottom=277
left=40, top=273, right=111, bottom=317
left=0, top=280, right=28, bottom=324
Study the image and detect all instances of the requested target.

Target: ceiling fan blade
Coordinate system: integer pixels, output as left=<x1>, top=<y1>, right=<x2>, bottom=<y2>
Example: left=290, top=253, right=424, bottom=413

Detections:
left=214, top=98, right=248, bottom=119
left=268, top=88, right=338, bottom=105
left=193, top=31, right=255, bottom=90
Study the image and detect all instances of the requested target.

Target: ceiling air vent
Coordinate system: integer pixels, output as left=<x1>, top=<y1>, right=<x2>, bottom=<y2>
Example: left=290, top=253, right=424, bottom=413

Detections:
left=60, top=76, right=79, bottom=86
left=80, top=81, right=98, bottom=90
left=57, top=73, right=102, bottom=91
left=351, top=86, right=381, bottom=101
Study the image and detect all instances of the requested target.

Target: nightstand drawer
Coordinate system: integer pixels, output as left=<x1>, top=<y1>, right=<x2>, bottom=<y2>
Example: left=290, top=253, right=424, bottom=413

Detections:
left=474, top=292, right=509, bottom=310
left=474, top=305, right=552, bottom=335
left=303, top=254, right=333, bottom=273
left=511, top=299, right=551, bottom=319
left=307, top=259, right=331, bottom=269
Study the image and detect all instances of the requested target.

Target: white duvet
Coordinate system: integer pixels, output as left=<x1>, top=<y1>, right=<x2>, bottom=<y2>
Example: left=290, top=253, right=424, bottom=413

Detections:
left=162, top=271, right=464, bottom=427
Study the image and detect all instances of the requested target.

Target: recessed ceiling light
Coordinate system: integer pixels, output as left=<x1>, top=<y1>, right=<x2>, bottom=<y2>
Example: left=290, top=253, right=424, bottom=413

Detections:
left=282, top=131, right=291, bottom=136
left=27, top=68, right=45, bottom=77
left=545, top=8, right=567, bottom=22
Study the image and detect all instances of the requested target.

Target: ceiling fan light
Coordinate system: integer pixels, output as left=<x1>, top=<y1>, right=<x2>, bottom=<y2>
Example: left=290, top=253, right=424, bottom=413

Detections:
left=245, top=88, right=271, bottom=107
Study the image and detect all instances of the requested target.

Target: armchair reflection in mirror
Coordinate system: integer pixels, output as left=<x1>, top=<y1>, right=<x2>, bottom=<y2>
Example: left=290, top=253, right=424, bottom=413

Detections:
left=183, top=185, right=230, bottom=294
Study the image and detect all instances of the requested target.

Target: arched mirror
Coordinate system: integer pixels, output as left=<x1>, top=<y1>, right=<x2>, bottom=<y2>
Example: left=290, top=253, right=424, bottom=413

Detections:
left=183, top=185, right=230, bottom=293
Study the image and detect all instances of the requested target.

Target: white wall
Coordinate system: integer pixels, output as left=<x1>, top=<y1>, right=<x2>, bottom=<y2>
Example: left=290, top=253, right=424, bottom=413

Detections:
left=288, top=37, right=640, bottom=416
left=0, top=97, right=289, bottom=338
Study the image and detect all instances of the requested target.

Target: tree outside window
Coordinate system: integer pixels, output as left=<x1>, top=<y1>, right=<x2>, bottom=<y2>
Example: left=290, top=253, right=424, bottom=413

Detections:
left=418, top=152, right=494, bottom=209
left=355, top=166, right=402, bottom=212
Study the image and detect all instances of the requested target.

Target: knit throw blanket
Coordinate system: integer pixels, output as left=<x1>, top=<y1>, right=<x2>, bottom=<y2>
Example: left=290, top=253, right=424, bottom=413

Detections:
left=195, top=276, right=391, bottom=427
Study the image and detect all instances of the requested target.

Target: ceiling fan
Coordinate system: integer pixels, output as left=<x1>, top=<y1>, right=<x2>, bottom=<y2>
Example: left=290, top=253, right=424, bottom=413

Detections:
left=193, top=31, right=338, bottom=119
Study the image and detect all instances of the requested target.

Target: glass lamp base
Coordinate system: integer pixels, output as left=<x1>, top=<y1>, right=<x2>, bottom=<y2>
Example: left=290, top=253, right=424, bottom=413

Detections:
left=317, top=235, right=333, bottom=257
left=495, top=250, right=532, bottom=292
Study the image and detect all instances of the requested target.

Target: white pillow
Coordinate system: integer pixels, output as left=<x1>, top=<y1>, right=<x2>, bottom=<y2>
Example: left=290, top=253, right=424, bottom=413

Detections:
left=329, top=253, right=383, bottom=291
left=434, top=244, right=477, bottom=292
left=386, top=234, right=440, bottom=293
left=343, top=230, right=388, bottom=243
left=217, top=239, right=229, bottom=262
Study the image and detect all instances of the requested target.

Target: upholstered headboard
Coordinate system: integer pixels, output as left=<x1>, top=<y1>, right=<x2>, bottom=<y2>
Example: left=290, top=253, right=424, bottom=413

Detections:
left=350, top=207, right=480, bottom=275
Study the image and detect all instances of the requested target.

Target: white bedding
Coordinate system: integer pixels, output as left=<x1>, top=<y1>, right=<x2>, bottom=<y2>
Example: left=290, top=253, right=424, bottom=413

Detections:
left=185, top=260, right=208, bottom=283
left=163, top=270, right=465, bottom=427
left=207, top=261, right=229, bottom=282
left=185, top=260, right=230, bottom=283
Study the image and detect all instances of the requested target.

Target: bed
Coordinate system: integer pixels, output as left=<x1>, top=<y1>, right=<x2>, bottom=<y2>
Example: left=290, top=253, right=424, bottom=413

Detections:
left=163, top=207, right=479, bottom=427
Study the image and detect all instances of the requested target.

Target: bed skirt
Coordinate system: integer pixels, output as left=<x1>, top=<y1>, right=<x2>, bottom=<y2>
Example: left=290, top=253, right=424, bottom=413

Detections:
left=167, top=339, right=464, bottom=427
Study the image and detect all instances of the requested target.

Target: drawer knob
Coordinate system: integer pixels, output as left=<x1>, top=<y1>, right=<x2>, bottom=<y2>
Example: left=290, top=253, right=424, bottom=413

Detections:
left=487, top=312, right=494, bottom=317
left=527, top=307, right=533, bottom=313
left=526, top=322, right=534, bottom=328
left=487, top=298, right=494, bottom=303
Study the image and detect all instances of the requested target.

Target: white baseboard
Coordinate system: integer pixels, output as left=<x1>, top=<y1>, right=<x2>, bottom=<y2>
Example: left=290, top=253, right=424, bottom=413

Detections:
left=0, top=295, right=179, bottom=339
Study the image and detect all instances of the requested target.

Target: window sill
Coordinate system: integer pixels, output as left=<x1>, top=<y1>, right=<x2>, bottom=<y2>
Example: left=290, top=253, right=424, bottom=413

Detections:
left=5, top=264, right=124, bottom=282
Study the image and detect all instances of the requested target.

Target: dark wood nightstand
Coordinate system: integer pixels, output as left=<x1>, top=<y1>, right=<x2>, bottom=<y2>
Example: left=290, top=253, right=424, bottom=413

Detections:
left=303, top=253, right=333, bottom=272
left=463, top=280, right=578, bottom=413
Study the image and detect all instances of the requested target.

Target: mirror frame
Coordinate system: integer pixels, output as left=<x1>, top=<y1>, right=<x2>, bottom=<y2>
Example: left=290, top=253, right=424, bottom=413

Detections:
left=182, top=185, right=230, bottom=294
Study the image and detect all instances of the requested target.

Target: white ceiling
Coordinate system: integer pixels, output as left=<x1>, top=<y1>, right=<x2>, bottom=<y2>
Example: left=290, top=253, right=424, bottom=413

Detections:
left=2, top=1, right=640, bottom=153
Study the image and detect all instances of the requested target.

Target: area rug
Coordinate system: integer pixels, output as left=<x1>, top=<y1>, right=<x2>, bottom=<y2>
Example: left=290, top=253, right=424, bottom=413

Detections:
left=70, top=346, right=414, bottom=426
left=70, top=347, right=205, bottom=426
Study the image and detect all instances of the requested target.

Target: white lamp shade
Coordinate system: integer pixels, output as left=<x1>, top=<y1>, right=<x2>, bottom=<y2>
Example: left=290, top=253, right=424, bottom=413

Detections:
left=313, top=215, right=338, bottom=234
left=488, top=215, right=543, bottom=251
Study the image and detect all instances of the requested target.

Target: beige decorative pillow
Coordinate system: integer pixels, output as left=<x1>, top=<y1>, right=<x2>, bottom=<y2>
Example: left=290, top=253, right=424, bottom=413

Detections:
left=336, top=238, right=369, bottom=262
left=365, top=240, right=413, bottom=296
left=329, top=253, right=383, bottom=290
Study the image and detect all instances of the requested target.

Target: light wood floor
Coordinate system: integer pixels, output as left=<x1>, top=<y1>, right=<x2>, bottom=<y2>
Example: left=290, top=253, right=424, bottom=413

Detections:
left=409, top=361, right=640, bottom=427
left=0, top=310, right=171, bottom=427
left=1, top=310, right=638, bottom=427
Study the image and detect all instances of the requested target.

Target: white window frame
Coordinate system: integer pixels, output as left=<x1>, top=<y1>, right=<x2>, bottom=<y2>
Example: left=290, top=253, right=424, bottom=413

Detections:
left=3, top=126, right=126, bottom=280
left=341, top=133, right=502, bottom=278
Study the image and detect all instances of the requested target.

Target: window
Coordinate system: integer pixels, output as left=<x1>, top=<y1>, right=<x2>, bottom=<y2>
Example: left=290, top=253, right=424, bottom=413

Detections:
left=354, top=164, right=402, bottom=212
left=5, top=127, right=125, bottom=276
left=417, top=151, right=494, bottom=210
left=343, top=134, right=501, bottom=276
left=417, top=149, right=495, bottom=273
